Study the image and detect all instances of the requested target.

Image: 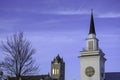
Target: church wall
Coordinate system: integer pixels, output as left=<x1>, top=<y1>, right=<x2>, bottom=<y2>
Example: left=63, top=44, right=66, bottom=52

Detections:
left=80, top=55, right=101, bottom=80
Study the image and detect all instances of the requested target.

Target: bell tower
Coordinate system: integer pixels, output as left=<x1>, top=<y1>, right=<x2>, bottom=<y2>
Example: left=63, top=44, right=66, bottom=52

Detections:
left=51, top=54, right=65, bottom=80
left=79, top=10, right=106, bottom=80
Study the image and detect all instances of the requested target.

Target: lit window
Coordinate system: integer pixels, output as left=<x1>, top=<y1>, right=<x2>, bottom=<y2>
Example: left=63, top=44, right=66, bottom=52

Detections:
left=57, top=69, right=59, bottom=74
left=52, top=69, right=54, bottom=74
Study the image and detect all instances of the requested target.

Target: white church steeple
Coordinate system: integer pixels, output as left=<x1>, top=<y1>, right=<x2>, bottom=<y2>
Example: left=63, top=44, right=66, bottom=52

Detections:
left=79, top=10, right=106, bottom=80
left=86, top=10, right=99, bottom=51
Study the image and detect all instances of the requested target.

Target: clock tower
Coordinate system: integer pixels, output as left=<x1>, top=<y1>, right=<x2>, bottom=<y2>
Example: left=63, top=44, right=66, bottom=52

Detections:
left=79, top=10, right=106, bottom=80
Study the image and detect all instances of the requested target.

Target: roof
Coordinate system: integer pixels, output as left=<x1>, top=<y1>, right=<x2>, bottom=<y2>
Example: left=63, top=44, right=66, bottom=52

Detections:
left=105, top=72, right=120, bottom=80
left=52, top=54, right=64, bottom=63
left=89, top=10, right=96, bottom=35
left=8, top=74, right=52, bottom=80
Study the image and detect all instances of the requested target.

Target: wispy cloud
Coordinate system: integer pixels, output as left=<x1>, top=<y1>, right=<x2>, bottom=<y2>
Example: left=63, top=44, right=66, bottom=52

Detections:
left=4, top=7, right=89, bottom=15
left=0, top=19, right=21, bottom=32
left=1, top=5, right=91, bottom=16
left=97, top=12, right=120, bottom=18
left=37, top=19, right=64, bottom=24
left=40, top=9, right=90, bottom=15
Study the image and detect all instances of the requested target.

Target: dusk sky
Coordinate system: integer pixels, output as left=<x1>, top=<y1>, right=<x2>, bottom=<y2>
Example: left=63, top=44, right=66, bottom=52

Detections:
left=0, top=0, right=120, bottom=80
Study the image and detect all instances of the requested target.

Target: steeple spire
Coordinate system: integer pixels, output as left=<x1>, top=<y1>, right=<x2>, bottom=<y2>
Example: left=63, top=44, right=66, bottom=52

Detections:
left=89, top=9, right=96, bottom=35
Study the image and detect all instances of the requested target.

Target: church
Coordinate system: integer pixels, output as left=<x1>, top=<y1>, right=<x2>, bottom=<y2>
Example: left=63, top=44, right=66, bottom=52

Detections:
left=0, top=11, right=120, bottom=80
left=79, top=11, right=120, bottom=80
left=3, top=54, right=65, bottom=80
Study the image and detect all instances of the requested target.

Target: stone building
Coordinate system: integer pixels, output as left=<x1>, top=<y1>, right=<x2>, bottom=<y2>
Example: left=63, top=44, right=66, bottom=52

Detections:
left=8, top=55, right=65, bottom=80
left=51, top=54, right=65, bottom=80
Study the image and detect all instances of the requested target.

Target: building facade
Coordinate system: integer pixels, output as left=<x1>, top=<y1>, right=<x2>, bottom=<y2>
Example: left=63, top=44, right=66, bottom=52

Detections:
left=7, top=55, right=65, bottom=80
left=51, top=54, right=65, bottom=80
left=79, top=11, right=106, bottom=80
left=79, top=10, right=120, bottom=80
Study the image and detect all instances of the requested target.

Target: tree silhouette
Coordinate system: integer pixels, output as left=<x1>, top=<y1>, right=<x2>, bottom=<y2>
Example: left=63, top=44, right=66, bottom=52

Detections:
left=0, top=32, right=38, bottom=80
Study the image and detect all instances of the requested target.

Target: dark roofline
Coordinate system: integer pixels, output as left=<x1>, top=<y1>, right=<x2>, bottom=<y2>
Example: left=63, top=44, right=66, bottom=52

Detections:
left=51, top=54, right=64, bottom=63
left=105, top=72, right=120, bottom=74
left=8, top=74, right=51, bottom=80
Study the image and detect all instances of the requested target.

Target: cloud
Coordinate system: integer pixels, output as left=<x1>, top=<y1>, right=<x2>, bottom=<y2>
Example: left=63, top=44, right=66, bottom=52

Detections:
left=40, top=9, right=90, bottom=15
left=97, top=12, right=120, bottom=18
left=25, top=31, right=81, bottom=44
left=7, top=8, right=89, bottom=15
left=0, top=3, right=90, bottom=16
left=0, top=18, right=23, bottom=33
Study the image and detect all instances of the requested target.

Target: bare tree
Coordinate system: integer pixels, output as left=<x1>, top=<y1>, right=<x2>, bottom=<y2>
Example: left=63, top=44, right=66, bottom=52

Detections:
left=1, top=32, right=38, bottom=80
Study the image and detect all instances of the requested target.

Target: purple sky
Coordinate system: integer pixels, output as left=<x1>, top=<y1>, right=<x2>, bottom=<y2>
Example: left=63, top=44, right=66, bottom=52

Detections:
left=0, top=0, right=120, bottom=80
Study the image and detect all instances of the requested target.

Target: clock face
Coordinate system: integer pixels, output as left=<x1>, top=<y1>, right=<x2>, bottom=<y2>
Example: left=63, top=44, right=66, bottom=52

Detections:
left=85, top=66, right=95, bottom=77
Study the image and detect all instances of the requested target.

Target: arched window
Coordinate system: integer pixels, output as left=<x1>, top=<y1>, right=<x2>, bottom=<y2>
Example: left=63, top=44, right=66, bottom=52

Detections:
left=52, top=68, right=55, bottom=74
left=57, top=69, right=59, bottom=74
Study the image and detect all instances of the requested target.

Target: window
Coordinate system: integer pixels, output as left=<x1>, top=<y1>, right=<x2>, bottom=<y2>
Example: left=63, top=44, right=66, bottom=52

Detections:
left=52, top=68, right=55, bottom=74
left=88, top=41, right=93, bottom=50
left=55, top=69, right=56, bottom=74
left=53, top=68, right=59, bottom=75
left=57, top=69, right=59, bottom=74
